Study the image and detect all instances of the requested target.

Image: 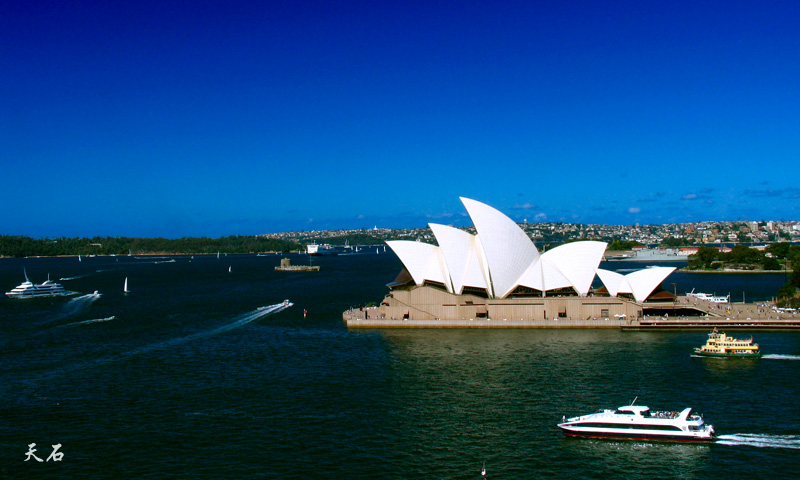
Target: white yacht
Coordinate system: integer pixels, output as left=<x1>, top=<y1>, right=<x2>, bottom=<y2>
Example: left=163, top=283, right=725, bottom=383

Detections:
left=5, top=271, right=72, bottom=299
left=558, top=402, right=714, bottom=442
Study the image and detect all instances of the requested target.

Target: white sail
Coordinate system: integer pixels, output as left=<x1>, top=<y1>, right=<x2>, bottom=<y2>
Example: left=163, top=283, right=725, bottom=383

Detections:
left=124, top=277, right=129, bottom=293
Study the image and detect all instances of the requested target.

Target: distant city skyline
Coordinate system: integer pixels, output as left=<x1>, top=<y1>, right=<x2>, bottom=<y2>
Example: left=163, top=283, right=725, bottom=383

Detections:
left=3, top=2, right=800, bottom=238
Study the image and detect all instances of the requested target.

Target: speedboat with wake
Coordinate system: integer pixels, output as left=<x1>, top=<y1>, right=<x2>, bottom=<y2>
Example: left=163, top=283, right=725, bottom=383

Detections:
left=558, top=399, right=714, bottom=442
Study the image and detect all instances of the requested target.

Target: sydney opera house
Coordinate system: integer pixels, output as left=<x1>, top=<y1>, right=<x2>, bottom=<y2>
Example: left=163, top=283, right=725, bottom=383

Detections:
left=346, top=198, right=678, bottom=326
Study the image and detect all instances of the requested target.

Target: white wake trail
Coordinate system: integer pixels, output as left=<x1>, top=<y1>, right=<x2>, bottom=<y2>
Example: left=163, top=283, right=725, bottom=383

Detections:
left=716, top=434, right=800, bottom=449
left=61, top=316, right=116, bottom=327
left=59, top=274, right=94, bottom=281
left=129, top=301, right=293, bottom=355
left=55, top=291, right=102, bottom=319
left=762, top=354, right=800, bottom=360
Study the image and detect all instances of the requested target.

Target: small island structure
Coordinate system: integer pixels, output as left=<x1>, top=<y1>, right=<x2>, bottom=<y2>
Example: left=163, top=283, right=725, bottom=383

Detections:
left=693, top=328, right=761, bottom=358
left=274, top=258, right=320, bottom=272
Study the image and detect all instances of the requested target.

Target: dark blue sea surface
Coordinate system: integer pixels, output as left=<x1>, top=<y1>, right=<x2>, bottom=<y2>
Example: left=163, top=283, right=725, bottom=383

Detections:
left=2, top=254, right=799, bottom=479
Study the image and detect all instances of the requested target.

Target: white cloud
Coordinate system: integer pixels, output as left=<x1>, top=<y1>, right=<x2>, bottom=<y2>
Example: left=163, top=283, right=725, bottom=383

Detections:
left=512, top=203, right=537, bottom=210
left=628, top=207, right=641, bottom=214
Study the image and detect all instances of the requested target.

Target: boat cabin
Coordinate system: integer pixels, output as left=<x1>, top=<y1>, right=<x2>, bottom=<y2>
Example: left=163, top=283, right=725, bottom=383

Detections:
left=614, top=406, right=651, bottom=416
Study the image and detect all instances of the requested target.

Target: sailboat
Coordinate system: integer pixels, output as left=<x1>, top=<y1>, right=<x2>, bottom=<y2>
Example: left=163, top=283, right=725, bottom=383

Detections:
left=124, top=277, right=129, bottom=294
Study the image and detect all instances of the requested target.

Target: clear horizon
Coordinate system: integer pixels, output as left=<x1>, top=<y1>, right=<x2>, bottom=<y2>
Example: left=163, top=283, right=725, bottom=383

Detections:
left=4, top=2, right=800, bottom=238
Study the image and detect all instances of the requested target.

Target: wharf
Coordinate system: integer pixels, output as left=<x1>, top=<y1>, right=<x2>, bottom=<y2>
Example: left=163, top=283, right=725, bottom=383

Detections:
left=624, top=317, right=800, bottom=330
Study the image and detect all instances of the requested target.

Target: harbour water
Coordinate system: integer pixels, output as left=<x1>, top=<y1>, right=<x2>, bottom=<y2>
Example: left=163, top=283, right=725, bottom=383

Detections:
left=2, top=253, right=799, bottom=479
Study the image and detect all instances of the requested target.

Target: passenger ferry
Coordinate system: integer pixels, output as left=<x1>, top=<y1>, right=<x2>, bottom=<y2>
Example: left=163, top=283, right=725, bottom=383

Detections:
left=693, top=328, right=761, bottom=358
left=5, top=271, right=72, bottom=299
left=558, top=401, right=714, bottom=442
left=306, top=243, right=338, bottom=256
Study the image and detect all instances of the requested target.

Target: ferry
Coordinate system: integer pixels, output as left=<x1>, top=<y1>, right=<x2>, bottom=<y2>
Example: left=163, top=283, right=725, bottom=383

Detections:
left=5, top=271, right=72, bottom=299
left=307, top=243, right=338, bottom=256
left=686, top=289, right=730, bottom=303
left=558, top=401, right=714, bottom=442
left=693, top=328, right=761, bottom=358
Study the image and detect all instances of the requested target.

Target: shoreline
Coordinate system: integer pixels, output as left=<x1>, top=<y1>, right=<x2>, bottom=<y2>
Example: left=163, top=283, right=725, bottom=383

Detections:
left=680, top=268, right=787, bottom=274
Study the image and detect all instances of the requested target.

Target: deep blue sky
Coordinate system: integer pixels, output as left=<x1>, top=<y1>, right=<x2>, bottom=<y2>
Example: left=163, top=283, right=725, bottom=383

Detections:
left=3, top=1, right=799, bottom=238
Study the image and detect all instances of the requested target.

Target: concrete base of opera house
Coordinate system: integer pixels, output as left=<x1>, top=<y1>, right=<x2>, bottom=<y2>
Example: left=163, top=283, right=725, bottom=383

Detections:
left=342, top=285, right=800, bottom=329
left=343, top=314, right=627, bottom=328
left=343, top=285, right=642, bottom=328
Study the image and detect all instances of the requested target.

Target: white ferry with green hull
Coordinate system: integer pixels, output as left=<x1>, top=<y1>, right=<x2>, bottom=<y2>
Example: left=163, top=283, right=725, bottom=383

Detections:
left=693, top=328, right=761, bottom=358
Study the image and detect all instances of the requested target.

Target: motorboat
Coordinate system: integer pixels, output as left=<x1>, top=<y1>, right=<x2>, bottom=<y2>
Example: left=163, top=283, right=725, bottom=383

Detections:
left=693, top=328, right=761, bottom=358
left=5, top=271, right=72, bottom=299
left=558, top=401, right=714, bottom=442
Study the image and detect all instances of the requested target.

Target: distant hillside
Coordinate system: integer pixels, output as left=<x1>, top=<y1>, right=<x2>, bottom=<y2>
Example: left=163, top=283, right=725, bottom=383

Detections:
left=0, top=235, right=303, bottom=258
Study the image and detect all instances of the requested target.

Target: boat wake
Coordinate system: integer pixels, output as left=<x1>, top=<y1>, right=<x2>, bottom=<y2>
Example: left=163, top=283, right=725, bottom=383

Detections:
left=60, top=291, right=102, bottom=316
left=25, top=302, right=292, bottom=385
left=762, top=354, right=800, bottom=360
left=129, top=301, right=293, bottom=355
left=716, top=434, right=800, bottom=449
left=33, top=291, right=102, bottom=326
left=59, top=274, right=94, bottom=281
left=60, top=316, right=117, bottom=327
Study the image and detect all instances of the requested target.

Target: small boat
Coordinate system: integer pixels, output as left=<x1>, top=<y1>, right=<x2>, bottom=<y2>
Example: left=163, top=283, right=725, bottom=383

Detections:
left=124, top=277, right=129, bottom=294
left=6, top=270, right=72, bottom=299
left=693, top=328, right=761, bottom=358
left=558, top=400, right=714, bottom=442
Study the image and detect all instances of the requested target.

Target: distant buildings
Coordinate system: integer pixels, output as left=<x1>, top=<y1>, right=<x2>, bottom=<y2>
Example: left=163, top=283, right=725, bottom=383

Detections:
left=259, top=218, right=799, bottom=247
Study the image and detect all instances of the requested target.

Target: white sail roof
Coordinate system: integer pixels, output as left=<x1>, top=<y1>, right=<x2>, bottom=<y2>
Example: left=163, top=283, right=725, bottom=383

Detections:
left=516, top=256, right=573, bottom=292
left=596, top=266, right=675, bottom=302
left=460, top=197, right=540, bottom=298
left=595, top=269, right=630, bottom=297
left=385, top=197, right=674, bottom=303
left=625, top=266, right=676, bottom=303
left=541, top=241, right=606, bottom=295
left=429, top=223, right=489, bottom=294
left=385, top=241, right=452, bottom=292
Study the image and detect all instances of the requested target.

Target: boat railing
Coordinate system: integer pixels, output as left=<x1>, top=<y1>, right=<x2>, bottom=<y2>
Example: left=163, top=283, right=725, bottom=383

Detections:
left=649, top=411, right=680, bottom=419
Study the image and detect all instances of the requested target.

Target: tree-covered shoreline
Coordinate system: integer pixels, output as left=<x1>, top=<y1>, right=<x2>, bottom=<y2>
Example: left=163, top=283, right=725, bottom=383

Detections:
left=0, top=235, right=303, bottom=258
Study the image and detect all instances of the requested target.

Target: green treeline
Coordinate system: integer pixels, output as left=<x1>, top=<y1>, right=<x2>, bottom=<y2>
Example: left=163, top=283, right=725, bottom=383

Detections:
left=607, top=240, right=642, bottom=251
left=686, top=243, right=800, bottom=307
left=686, top=243, right=799, bottom=271
left=0, top=235, right=303, bottom=258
